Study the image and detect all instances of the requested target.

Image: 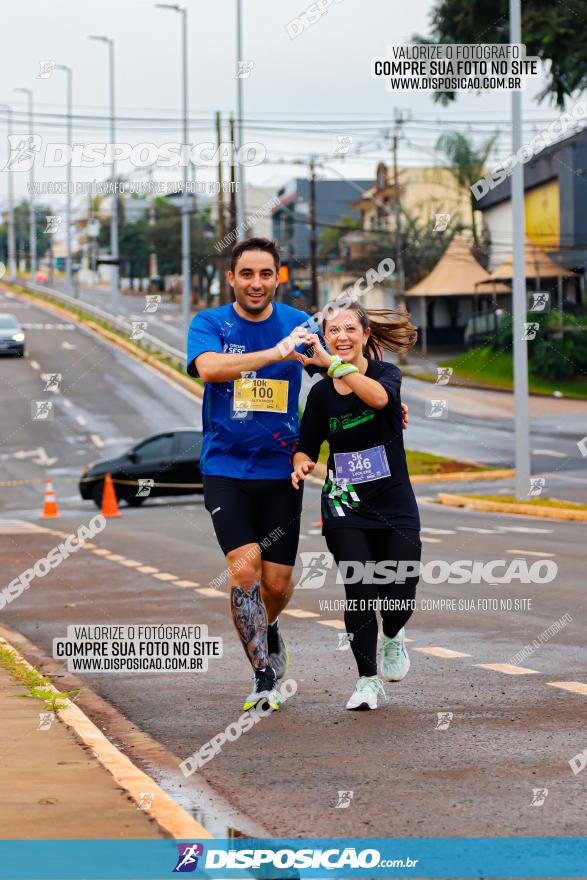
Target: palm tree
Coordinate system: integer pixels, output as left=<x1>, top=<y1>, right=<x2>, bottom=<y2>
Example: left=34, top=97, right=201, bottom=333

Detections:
left=435, top=131, right=498, bottom=243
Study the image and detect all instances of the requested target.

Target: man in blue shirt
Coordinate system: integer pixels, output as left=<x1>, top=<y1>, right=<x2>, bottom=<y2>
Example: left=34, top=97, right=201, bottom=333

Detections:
left=187, top=237, right=318, bottom=712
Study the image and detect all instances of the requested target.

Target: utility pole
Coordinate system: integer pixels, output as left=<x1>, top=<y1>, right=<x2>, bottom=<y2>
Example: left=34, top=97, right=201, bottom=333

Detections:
left=309, top=155, right=318, bottom=311
left=0, top=105, right=17, bottom=278
left=14, top=88, right=36, bottom=279
left=235, top=0, right=246, bottom=235
left=229, top=114, right=238, bottom=237
left=147, top=167, right=158, bottom=278
left=392, top=110, right=406, bottom=298
left=216, top=111, right=229, bottom=304
left=55, top=65, right=73, bottom=291
left=510, top=0, right=531, bottom=499
left=88, top=36, right=119, bottom=312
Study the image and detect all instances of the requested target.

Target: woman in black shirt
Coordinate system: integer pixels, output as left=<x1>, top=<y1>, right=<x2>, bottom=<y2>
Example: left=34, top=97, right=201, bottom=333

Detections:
left=292, top=302, right=420, bottom=710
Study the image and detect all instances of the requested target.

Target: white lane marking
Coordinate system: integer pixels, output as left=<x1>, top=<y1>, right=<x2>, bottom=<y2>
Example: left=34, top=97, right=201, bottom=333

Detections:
left=61, top=341, right=76, bottom=350
left=29, top=360, right=40, bottom=370
left=92, top=548, right=112, bottom=556
left=497, top=526, right=553, bottom=534
left=421, top=536, right=442, bottom=544
left=547, top=681, right=587, bottom=696
left=0, top=519, right=50, bottom=534
left=474, top=663, right=540, bottom=675
left=90, top=434, right=104, bottom=448
left=137, top=565, right=159, bottom=574
left=317, top=619, right=346, bottom=630
left=533, top=449, right=566, bottom=458
left=152, top=572, right=179, bottom=582
left=282, top=608, right=320, bottom=619
left=307, top=528, right=321, bottom=535
left=75, top=415, right=87, bottom=426
left=175, top=579, right=199, bottom=587
left=457, top=526, right=497, bottom=534
left=506, top=549, right=556, bottom=557
left=62, top=399, right=73, bottom=409
left=421, top=527, right=456, bottom=535
left=196, top=587, right=221, bottom=596
left=118, top=559, right=142, bottom=567
left=413, top=646, right=471, bottom=658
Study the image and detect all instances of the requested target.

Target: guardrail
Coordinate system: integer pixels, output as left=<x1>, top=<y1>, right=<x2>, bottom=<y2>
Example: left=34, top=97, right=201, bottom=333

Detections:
left=18, top=280, right=186, bottom=368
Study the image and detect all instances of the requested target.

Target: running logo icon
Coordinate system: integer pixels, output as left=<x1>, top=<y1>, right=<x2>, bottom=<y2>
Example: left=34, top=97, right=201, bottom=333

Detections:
left=173, top=843, right=204, bottom=873
left=295, top=551, right=334, bottom=589
left=530, top=787, right=548, bottom=806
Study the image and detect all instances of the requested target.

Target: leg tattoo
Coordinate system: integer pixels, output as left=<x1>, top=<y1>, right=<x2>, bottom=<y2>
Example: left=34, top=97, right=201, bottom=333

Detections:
left=230, top=582, right=269, bottom=671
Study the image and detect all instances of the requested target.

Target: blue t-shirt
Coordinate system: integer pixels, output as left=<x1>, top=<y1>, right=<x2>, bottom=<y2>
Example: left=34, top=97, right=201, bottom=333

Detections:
left=186, top=302, right=320, bottom=480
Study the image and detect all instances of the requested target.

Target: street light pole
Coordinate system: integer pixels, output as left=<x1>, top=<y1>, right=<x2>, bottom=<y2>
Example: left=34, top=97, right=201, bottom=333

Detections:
left=88, top=36, right=119, bottom=314
left=14, top=88, right=36, bottom=279
left=156, top=4, right=191, bottom=330
left=510, top=0, right=531, bottom=499
left=55, top=65, right=73, bottom=291
left=0, top=105, right=17, bottom=279
left=236, top=0, right=246, bottom=235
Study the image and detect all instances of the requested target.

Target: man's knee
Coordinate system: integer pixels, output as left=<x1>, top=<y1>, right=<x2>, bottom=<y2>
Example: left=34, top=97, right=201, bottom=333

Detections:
left=227, top=548, right=261, bottom=588
left=262, top=573, right=293, bottom=599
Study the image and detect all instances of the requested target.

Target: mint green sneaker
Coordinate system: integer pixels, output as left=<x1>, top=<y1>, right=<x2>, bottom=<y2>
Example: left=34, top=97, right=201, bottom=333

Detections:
left=345, top=675, right=386, bottom=710
left=381, top=627, right=410, bottom=681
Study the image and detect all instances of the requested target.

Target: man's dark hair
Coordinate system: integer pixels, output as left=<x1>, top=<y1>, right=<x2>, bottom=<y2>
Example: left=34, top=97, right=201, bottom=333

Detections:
left=230, top=237, right=281, bottom=274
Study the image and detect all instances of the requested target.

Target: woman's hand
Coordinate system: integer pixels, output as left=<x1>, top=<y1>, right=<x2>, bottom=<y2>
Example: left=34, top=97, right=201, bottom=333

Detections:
left=401, top=402, right=408, bottom=430
left=291, top=458, right=316, bottom=489
left=297, top=332, right=332, bottom=370
left=273, top=326, right=314, bottom=360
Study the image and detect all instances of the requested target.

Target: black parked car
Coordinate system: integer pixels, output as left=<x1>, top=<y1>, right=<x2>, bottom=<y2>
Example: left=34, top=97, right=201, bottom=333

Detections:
left=0, top=313, right=25, bottom=356
left=80, top=429, right=203, bottom=507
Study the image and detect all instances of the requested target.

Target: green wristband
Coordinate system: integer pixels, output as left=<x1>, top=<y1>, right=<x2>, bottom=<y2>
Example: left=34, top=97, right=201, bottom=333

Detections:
left=332, top=363, right=360, bottom=379
left=327, top=355, right=343, bottom=377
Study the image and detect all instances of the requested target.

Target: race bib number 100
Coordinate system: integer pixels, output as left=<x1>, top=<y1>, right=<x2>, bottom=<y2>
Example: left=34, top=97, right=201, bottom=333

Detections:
left=233, top=377, right=289, bottom=413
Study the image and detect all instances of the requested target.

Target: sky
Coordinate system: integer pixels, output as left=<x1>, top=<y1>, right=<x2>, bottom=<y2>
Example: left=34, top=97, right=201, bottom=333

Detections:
left=0, top=0, right=578, bottom=218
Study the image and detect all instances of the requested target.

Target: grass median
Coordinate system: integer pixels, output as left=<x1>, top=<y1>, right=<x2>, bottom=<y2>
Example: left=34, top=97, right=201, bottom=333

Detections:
left=436, top=347, right=587, bottom=398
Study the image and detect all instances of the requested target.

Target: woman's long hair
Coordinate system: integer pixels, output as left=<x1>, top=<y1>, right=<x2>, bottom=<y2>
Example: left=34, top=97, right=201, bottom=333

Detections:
left=323, top=301, right=418, bottom=359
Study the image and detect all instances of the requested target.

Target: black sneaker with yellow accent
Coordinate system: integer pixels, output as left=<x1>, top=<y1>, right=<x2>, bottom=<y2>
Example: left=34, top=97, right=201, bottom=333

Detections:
left=243, top=667, right=280, bottom=711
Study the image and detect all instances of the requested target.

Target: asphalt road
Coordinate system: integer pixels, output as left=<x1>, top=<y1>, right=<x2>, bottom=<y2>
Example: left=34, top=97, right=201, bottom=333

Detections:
left=1, top=286, right=586, bottom=841
left=27, top=280, right=587, bottom=501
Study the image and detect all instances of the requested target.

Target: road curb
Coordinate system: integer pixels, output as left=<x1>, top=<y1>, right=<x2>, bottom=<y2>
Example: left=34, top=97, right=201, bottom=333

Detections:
left=436, top=492, right=587, bottom=522
left=0, top=631, right=213, bottom=840
left=3, top=284, right=204, bottom=401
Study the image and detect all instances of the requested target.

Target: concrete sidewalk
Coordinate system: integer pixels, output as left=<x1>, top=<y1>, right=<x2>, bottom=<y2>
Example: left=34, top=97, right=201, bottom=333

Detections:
left=0, top=659, right=166, bottom=839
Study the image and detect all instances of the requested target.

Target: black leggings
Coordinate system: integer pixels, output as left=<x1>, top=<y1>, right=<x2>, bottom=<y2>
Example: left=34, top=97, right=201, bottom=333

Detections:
left=325, top=528, right=421, bottom=677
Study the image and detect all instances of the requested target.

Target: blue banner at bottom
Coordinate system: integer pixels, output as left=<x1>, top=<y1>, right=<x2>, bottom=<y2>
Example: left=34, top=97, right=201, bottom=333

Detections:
left=0, top=838, right=586, bottom=879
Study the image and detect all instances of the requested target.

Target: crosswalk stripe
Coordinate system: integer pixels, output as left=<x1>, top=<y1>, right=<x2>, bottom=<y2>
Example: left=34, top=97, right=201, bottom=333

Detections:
left=317, top=619, right=346, bottom=630
left=196, top=587, right=221, bottom=597
left=282, top=608, right=320, bottom=619
left=413, top=646, right=471, bottom=658
left=474, top=662, right=540, bottom=675
left=547, top=681, right=587, bottom=696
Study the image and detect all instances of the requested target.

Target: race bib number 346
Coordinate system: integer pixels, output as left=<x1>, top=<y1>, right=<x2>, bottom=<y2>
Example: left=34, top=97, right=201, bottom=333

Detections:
left=233, top=378, right=289, bottom=413
left=334, top=445, right=390, bottom=484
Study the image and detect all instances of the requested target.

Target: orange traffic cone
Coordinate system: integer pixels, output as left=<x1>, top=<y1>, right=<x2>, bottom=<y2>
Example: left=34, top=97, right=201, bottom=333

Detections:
left=101, top=472, right=121, bottom=518
left=41, top=479, right=60, bottom=518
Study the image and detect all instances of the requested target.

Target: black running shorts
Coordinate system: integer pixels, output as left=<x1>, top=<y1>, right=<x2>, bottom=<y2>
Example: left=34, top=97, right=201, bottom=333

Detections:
left=203, top=475, right=304, bottom=566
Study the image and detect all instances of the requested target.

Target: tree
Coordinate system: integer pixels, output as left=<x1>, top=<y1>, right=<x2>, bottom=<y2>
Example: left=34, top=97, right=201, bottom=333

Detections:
left=0, top=201, right=51, bottom=266
left=319, top=215, right=360, bottom=258
left=435, top=131, right=498, bottom=242
left=415, top=0, right=587, bottom=107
